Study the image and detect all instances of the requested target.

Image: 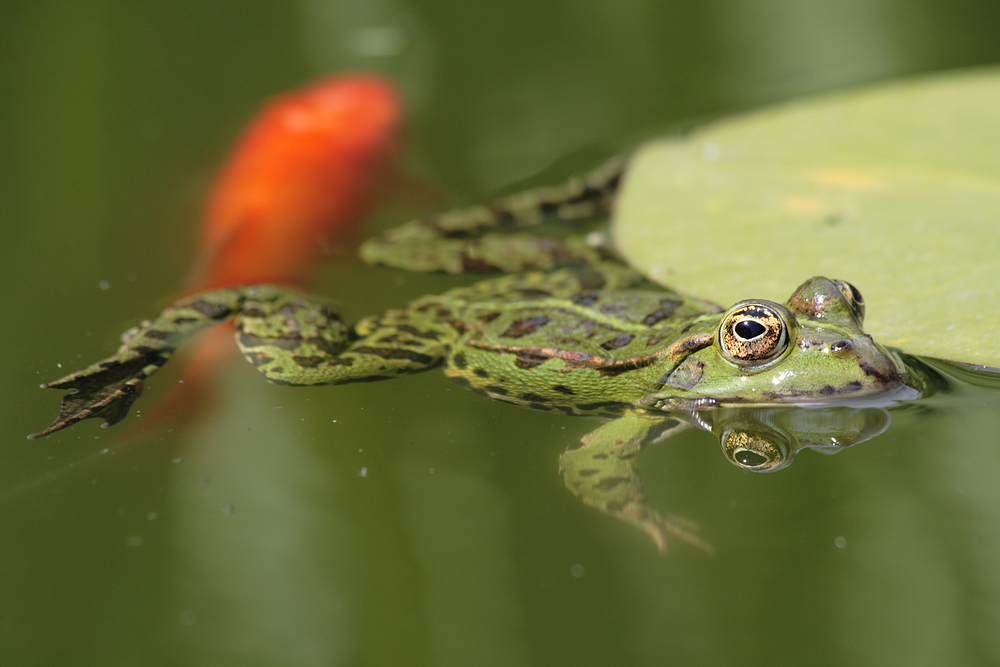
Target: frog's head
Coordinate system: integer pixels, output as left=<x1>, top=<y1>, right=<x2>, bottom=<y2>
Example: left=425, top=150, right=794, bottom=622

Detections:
left=648, top=277, right=917, bottom=408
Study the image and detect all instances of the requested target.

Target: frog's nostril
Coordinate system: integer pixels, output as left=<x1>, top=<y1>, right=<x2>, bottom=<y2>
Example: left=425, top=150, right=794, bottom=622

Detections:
left=830, top=340, right=852, bottom=353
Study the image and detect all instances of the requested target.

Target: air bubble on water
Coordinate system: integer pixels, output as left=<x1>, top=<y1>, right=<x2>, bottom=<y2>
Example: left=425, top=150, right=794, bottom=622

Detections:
left=834, top=536, right=847, bottom=548
left=126, top=535, right=143, bottom=547
left=570, top=564, right=586, bottom=578
left=99, top=280, right=110, bottom=290
left=221, top=504, right=235, bottom=515
left=358, top=467, right=368, bottom=478
left=147, top=512, right=159, bottom=521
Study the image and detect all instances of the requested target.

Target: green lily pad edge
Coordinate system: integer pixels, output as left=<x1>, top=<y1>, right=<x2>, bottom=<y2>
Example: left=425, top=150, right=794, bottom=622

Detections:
left=614, top=66, right=1000, bottom=370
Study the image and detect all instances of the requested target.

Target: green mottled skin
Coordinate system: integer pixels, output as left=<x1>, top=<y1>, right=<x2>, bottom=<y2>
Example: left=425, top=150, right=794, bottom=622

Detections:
left=32, top=156, right=938, bottom=551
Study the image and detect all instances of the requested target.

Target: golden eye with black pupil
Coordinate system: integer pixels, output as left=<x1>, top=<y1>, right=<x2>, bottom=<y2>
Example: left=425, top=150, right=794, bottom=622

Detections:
left=833, top=279, right=865, bottom=322
left=719, top=301, right=789, bottom=367
left=721, top=428, right=787, bottom=471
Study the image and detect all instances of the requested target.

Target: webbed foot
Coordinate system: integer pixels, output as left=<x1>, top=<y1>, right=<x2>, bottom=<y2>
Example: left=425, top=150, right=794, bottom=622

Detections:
left=30, top=288, right=249, bottom=439
left=28, top=349, right=168, bottom=439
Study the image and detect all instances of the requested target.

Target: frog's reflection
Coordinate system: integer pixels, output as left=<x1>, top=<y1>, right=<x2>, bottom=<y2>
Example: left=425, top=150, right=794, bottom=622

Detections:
left=699, top=405, right=892, bottom=472
left=559, top=403, right=902, bottom=552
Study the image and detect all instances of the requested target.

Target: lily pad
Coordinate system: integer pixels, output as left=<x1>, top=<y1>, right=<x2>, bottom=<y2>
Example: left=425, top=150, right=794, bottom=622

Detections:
left=614, top=67, right=1000, bottom=368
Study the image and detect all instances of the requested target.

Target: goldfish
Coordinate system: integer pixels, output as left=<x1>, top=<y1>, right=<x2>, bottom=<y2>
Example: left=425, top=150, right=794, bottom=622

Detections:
left=191, top=74, right=405, bottom=289
left=147, top=75, right=409, bottom=431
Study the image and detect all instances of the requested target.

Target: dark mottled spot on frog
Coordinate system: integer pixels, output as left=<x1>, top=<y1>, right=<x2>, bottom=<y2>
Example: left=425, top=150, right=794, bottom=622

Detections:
left=517, top=288, right=552, bottom=299
left=575, top=401, right=625, bottom=412
left=324, top=357, right=354, bottom=367
left=643, top=299, right=680, bottom=326
left=396, top=325, right=442, bottom=340
left=572, top=291, right=599, bottom=307
left=859, top=360, right=900, bottom=383
left=484, top=385, right=508, bottom=395
left=462, top=257, right=501, bottom=272
left=520, top=392, right=548, bottom=402
left=600, top=335, right=633, bottom=351
left=172, top=316, right=199, bottom=325
left=478, top=312, right=502, bottom=324
left=307, top=336, right=344, bottom=355
left=595, top=477, right=629, bottom=491
left=575, top=468, right=600, bottom=477
left=242, top=307, right=269, bottom=319
left=666, top=357, right=705, bottom=391
left=473, top=368, right=489, bottom=378
left=846, top=380, right=863, bottom=391
left=451, top=352, right=468, bottom=369
left=351, top=346, right=435, bottom=365
left=449, top=375, right=472, bottom=389
left=142, top=329, right=172, bottom=340
left=500, top=316, right=549, bottom=338
left=292, top=355, right=326, bottom=368
left=595, top=355, right=658, bottom=377
left=537, top=201, right=562, bottom=218
left=492, top=207, right=517, bottom=228
left=552, top=384, right=575, bottom=395
left=820, top=385, right=836, bottom=395
left=574, top=267, right=607, bottom=290
left=239, top=332, right=301, bottom=352
left=192, top=300, right=234, bottom=320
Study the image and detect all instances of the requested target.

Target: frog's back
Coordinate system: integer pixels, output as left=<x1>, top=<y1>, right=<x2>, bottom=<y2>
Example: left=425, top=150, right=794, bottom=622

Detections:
left=435, top=264, right=722, bottom=416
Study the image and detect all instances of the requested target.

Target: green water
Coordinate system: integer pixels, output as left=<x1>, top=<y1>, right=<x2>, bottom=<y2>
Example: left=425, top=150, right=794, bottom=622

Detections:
left=4, top=1, right=1000, bottom=665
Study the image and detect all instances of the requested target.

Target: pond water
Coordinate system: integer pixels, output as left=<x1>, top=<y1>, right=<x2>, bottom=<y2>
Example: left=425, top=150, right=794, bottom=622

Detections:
left=4, top=2, right=1000, bottom=666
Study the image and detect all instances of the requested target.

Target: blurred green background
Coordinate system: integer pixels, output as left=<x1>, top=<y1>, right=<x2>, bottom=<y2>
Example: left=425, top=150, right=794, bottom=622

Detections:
left=3, top=1, right=1000, bottom=666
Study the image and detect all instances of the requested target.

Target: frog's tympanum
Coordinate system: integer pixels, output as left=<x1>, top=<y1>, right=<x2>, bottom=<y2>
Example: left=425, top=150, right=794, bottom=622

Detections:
left=31, top=158, right=940, bottom=551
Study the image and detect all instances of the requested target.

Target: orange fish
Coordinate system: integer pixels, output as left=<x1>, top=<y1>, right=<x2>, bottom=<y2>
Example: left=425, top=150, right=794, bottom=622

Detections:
left=140, top=75, right=408, bottom=433
left=191, top=74, right=405, bottom=290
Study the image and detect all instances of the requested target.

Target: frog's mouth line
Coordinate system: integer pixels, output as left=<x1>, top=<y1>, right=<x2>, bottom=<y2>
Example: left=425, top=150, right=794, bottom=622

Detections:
left=701, top=382, right=924, bottom=410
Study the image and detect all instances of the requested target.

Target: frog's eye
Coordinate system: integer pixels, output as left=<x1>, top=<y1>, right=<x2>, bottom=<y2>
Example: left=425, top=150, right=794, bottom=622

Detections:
left=719, top=302, right=789, bottom=367
left=720, top=427, right=789, bottom=472
left=832, top=280, right=865, bottom=322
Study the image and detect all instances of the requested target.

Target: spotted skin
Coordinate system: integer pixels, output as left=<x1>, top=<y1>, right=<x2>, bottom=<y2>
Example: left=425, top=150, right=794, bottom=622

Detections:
left=33, top=161, right=937, bottom=552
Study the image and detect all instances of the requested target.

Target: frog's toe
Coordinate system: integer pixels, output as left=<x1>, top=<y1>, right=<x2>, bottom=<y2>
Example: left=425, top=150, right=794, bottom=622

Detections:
left=628, top=505, right=714, bottom=554
left=29, top=353, right=164, bottom=439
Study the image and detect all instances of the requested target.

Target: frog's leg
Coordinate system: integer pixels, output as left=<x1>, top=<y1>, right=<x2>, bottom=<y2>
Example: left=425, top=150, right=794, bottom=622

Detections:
left=235, top=293, right=453, bottom=385
left=559, top=409, right=712, bottom=553
left=29, top=286, right=253, bottom=438
left=359, top=155, right=627, bottom=273
left=31, top=287, right=453, bottom=438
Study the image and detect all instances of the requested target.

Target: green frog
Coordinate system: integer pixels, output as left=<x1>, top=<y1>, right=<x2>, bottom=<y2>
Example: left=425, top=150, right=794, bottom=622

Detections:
left=30, top=158, right=939, bottom=551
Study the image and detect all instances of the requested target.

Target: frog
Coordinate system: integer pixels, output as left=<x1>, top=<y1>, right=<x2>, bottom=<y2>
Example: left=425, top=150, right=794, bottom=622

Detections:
left=30, top=156, right=940, bottom=551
